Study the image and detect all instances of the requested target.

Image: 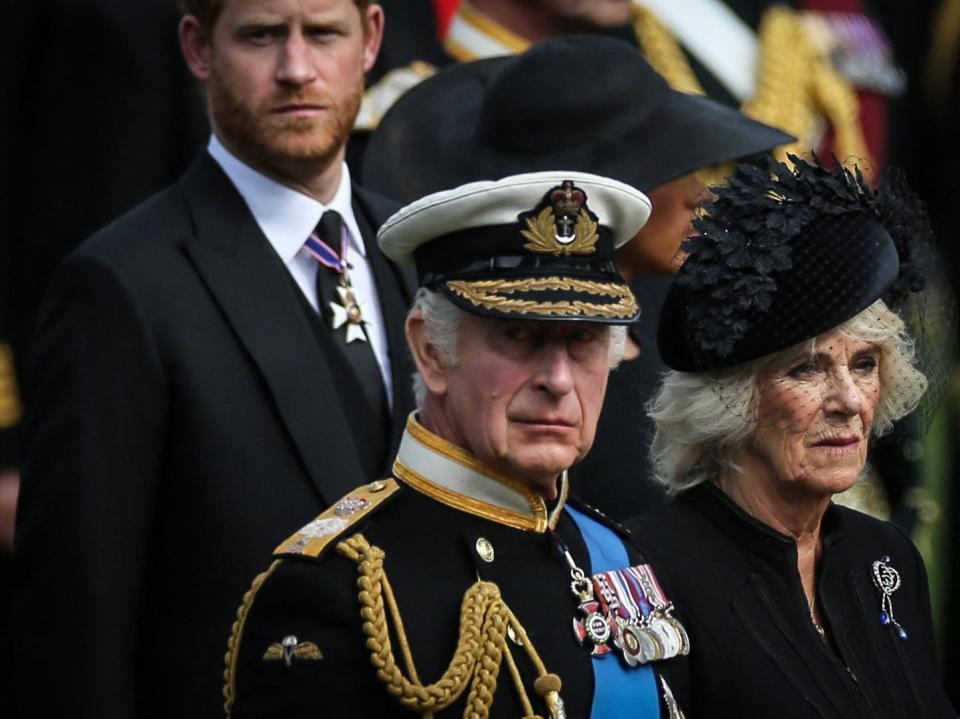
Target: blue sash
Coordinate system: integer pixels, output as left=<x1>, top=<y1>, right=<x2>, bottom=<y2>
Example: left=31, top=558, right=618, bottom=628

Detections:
left=565, top=505, right=661, bottom=718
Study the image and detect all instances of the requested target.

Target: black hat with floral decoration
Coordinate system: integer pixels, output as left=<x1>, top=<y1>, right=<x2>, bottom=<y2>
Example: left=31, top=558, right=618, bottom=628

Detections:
left=657, top=154, right=953, bottom=426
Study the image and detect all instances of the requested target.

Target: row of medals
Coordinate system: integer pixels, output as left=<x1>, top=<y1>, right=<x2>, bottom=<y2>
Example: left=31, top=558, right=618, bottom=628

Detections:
left=572, top=568, right=690, bottom=666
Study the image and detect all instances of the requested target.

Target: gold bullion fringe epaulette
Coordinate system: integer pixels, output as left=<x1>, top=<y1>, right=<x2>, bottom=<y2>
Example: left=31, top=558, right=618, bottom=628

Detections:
left=337, top=533, right=567, bottom=719
left=223, top=559, right=282, bottom=716
left=354, top=61, right=438, bottom=132
left=273, top=479, right=399, bottom=559
left=633, top=4, right=870, bottom=184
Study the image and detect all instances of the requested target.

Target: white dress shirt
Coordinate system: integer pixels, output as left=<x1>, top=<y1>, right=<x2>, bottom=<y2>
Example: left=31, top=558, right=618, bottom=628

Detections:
left=208, top=136, right=393, bottom=405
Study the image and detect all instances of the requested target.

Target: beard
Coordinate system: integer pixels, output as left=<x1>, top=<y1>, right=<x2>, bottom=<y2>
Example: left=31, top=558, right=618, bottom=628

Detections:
left=207, top=66, right=363, bottom=180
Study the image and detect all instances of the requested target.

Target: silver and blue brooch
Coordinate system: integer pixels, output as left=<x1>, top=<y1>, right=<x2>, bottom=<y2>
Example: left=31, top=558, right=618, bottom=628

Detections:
left=872, top=555, right=907, bottom=641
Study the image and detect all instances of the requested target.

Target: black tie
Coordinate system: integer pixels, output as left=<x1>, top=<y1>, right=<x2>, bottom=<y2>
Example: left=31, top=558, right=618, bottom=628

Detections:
left=312, top=210, right=389, bottom=423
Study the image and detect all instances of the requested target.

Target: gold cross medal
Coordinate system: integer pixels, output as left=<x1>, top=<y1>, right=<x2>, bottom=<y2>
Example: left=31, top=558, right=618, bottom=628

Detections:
left=330, top=283, right=367, bottom=343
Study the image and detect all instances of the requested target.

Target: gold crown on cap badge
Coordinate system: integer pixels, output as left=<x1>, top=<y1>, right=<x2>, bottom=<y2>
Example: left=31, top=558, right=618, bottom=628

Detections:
left=520, top=180, right=599, bottom=256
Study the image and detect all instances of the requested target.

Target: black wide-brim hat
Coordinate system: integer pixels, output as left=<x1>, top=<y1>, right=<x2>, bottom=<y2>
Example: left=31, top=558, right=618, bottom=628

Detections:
left=362, top=35, right=794, bottom=204
left=378, top=171, right=651, bottom=324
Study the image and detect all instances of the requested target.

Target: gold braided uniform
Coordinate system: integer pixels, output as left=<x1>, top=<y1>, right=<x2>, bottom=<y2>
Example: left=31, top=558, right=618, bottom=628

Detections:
left=224, top=417, right=685, bottom=718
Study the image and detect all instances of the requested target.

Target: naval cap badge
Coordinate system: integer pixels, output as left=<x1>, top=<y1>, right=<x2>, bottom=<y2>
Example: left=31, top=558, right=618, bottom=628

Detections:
left=550, top=181, right=587, bottom=244
left=520, top=180, right=599, bottom=256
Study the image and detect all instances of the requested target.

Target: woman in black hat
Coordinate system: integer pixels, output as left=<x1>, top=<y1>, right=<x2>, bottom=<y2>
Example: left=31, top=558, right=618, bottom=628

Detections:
left=627, top=156, right=956, bottom=717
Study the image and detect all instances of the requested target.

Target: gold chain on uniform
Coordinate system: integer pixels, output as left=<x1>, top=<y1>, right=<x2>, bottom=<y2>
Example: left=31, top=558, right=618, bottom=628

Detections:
left=632, top=4, right=871, bottom=183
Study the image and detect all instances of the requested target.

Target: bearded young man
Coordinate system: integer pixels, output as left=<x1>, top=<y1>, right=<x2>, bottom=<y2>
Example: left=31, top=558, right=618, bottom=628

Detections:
left=14, top=2, right=417, bottom=717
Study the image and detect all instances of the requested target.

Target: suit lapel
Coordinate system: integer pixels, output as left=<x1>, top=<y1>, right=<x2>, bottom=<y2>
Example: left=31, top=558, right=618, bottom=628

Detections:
left=177, top=154, right=366, bottom=503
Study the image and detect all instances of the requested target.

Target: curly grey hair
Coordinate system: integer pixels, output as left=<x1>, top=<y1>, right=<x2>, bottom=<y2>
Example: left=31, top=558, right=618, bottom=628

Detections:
left=409, top=288, right=628, bottom=407
left=647, top=299, right=928, bottom=493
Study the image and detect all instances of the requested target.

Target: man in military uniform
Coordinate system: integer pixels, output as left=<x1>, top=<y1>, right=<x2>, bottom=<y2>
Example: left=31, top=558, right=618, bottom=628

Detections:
left=225, top=171, right=689, bottom=717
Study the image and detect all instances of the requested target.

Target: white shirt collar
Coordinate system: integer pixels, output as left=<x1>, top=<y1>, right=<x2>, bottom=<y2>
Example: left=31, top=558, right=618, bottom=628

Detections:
left=207, top=135, right=367, bottom=262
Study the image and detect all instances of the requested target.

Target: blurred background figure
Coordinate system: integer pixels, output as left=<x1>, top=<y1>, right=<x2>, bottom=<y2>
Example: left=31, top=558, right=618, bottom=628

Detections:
left=349, top=0, right=449, bottom=170
left=1, top=7, right=205, bottom=716
left=906, top=0, right=960, bottom=707
left=0, top=0, right=206, bottom=706
left=435, top=0, right=879, bottom=172
left=0, top=1, right=209, bottom=370
left=0, top=311, right=20, bottom=719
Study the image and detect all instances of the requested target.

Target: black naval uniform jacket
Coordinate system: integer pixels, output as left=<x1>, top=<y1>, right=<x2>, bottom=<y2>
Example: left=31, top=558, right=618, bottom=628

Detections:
left=626, top=482, right=957, bottom=718
left=226, top=416, right=685, bottom=718
left=14, top=152, right=416, bottom=719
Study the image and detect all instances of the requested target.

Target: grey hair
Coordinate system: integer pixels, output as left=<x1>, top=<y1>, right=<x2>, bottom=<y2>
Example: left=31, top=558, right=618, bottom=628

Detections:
left=607, top=325, right=627, bottom=369
left=647, top=298, right=928, bottom=494
left=410, top=288, right=464, bottom=407
left=409, top=288, right=628, bottom=407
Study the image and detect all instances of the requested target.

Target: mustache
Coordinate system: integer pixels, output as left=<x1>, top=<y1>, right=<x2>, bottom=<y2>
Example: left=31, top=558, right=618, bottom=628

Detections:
left=264, top=90, right=334, bottom=109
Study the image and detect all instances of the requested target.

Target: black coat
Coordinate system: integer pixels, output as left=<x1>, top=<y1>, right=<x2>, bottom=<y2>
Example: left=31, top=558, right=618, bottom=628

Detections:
left=626, top=482, right=957, bottom=718
left=14, top=153, right=416, bottom=719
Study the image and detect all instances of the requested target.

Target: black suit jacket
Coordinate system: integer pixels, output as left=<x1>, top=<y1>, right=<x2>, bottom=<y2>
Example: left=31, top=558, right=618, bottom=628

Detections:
left=14, top=153, right=416, bottom=719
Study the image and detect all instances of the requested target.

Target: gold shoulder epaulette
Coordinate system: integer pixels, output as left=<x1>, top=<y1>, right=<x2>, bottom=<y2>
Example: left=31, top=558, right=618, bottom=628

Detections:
left=354, top=61, right=437, bottom=132
left=273, top=479, right=399, bottom=558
